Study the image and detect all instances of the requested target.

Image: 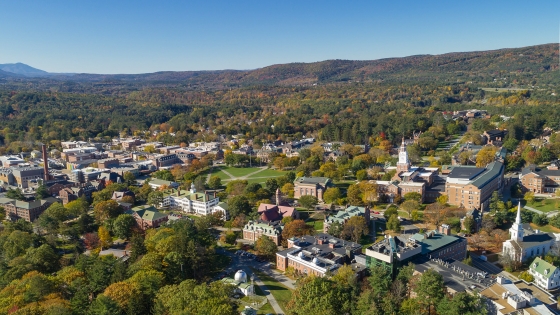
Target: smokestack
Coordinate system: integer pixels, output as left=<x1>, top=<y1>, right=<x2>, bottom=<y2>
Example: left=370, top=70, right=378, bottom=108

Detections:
left=42, top=144, right=50, bottom=181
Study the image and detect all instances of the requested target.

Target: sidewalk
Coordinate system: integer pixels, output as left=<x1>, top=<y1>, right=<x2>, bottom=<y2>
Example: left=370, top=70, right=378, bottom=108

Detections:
left=250, top=272, right=285, bottom=315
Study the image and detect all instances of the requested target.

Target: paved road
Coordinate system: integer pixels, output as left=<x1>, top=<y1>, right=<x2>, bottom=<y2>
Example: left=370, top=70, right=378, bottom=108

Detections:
left=469, top=253, right=503, bottom=275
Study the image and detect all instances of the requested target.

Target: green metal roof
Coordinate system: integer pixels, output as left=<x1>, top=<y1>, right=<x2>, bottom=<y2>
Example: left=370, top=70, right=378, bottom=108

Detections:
left=411, top=231, right=463, bottom=255
left=128, top=205, right=167, bottom=221
left=325, top=206, right=366, bottom=224
left=530, top=257, right=557, bottom=279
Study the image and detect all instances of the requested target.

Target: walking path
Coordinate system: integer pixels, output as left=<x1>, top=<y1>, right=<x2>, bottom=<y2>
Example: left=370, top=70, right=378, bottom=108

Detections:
left=220, top=168, right=236, bottom=180
left=524, top=205, right=544, bottom=215
left=251, top=273, right=285, bottom=315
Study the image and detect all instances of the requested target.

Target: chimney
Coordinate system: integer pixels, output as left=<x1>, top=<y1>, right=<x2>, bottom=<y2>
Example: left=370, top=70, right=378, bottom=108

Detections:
left=213, top=191, right=217, bottom=198
left=329, top=243, right=335, bottom=249
left=42, top=144, right=50, bottom=181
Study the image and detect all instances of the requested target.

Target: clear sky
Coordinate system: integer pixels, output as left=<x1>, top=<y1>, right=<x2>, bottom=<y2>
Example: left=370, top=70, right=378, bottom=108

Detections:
left=0, top=0, right=558, bottom=74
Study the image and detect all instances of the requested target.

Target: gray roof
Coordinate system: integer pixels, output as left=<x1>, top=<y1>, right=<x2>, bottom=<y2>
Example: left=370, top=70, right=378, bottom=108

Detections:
left=294, top=176, right=330, bottom=185
left=470, top=162, right=504, bottom=188
left=448, top=167, right=485, bottom=180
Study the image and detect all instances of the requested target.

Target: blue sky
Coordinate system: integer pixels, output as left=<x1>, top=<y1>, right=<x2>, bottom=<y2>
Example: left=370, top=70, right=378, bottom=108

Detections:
left=0, top=0, right=558, bottom=74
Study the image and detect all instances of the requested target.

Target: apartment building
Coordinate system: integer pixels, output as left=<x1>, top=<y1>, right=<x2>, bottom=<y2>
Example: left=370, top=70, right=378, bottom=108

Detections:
left=520, top=165, right=560, bottom=194
left=445, top=162, right=504, bottom=210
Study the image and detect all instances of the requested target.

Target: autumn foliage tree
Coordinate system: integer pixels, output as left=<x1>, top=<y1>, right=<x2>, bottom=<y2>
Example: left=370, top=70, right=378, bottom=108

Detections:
left=281, top=220, right=314, bottom=246
left=341, top=216, right=369, bottom=242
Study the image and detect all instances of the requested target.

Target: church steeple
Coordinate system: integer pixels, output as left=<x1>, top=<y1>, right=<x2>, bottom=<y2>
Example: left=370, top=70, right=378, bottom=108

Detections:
left=397, top=137, right=410, bottom=173
left=510, top=202, right=524, bottom=242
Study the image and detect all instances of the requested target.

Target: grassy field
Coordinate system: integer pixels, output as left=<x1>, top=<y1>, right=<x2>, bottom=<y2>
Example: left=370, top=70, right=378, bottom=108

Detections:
left=214, top=166, right=288, bottom=184
left=529, top=223, right=560, bottom=233
left=251, top=269, right=293, bottom=313
left=525, top=198, right=560, bottom=213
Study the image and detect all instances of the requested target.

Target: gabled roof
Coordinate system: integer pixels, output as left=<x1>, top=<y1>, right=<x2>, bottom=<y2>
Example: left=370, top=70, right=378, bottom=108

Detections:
left=128, top=205, right=168, bottom=221
left=530, top=257, right=557, bottom=279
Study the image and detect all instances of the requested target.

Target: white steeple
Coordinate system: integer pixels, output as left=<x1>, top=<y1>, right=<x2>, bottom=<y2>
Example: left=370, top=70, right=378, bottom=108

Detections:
left=397, top=137, right=410, bottom=173
left=510, top=202, right=524, bottom=242
left=190, top=182, right=196, bottom=194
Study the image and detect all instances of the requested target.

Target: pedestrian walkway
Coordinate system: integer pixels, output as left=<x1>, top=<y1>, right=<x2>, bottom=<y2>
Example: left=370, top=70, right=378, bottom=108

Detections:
left=260, top=267, right=296, bottom=290
left=250, top=272, right=285, bottom=315
left=523, top=205, right=544, bottom=215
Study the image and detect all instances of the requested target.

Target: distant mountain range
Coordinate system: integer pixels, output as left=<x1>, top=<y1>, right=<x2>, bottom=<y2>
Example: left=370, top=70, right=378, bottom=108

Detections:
left=0, top=63, right=50, bottom=77
left=1, top=43, right=557, bottom=86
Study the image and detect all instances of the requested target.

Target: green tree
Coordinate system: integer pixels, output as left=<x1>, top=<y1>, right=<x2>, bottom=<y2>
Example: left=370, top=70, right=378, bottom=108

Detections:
left=356, top=169, right=368, bottom=181
left=519, top=271, right=534, bottom=282
left=401, top=200, right=419, bottom=219
left=35, top=184, right=50, bottom=199
left=341, top=216, right=369, bottom=242
left=6, top=188, right=25, bottom=201
left=411, top=210, right=420, bottom=221
left=153, top=280, right=237, bottom=315
left=255, top=235, right=277, bottom=259
left=227, top=195, right=251, bottom=218
left=94, top=200, right=123, bottom=222
left=323, top=187, right=342, bottom=205
left=436, top=292, right=487, bottom=315
left=286, top=276, right=353, bottom=315
left=403, top=192, right=422, bottom=202
left=327, top=221, right=343, bottom=238
left=207, top=175, right=222, bottom=189
left=147, top=191, right=164, bottom=207
left=463, top=216, right=475, bottom=233
left=383, top=206, right=398, bottom=220
left=416, top=269, right=445, bottom=314
left=387, top=214, right=401, bottom=232
left=524, top=191, right=536, bottom=205
left=113, top=214, right=137, bottom=240
left=25, top=244, right=60, bottom=273
left=123, top=171, right=136, bottom=186
left=298, top=195, right=318, bottom=210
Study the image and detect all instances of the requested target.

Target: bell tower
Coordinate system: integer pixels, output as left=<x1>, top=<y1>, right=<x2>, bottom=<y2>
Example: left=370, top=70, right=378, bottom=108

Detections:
left=396, top=137, right=410, bottom=173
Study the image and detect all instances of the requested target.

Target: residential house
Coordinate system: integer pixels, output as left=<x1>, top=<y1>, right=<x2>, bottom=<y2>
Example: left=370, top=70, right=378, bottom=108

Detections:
left=483, top=129, right=508, bottom=146
left=529, top=257, right=560, bottom=290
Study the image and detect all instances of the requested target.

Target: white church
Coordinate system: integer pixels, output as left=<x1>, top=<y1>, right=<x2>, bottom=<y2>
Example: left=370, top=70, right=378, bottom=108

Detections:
left=503, top=202, right=556, bottom=262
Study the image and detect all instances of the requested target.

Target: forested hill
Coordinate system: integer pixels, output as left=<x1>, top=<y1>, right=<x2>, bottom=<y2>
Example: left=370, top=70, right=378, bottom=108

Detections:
left=39, top=43, right=559, bottom=87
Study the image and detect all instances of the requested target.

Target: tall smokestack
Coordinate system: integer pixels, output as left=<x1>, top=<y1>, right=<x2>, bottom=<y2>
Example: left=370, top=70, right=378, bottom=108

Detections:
left=42, top=144, right=50, bottom=181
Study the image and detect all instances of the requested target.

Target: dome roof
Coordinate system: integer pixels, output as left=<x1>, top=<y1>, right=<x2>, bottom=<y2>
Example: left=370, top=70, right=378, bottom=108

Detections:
left=234, top=270, right=248, bottom=283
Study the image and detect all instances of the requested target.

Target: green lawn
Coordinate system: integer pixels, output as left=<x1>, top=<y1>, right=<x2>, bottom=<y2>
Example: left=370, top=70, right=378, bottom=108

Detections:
left=251, top=269, right=293, bottom=313
left=253, top=169, right=287, bottom=178
left=529, top=223, right=560, bottom=233
left=220, top=166, right=264, bottom=177
left=525, top=198, right=560, bottom=213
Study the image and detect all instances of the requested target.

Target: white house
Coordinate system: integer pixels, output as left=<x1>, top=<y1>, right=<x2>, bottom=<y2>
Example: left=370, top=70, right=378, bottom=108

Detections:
left=162, top=183, right=219, bottom=216
left=503, top=202, right=555, bottom=262
left=529, top=257, right=560, bottom=290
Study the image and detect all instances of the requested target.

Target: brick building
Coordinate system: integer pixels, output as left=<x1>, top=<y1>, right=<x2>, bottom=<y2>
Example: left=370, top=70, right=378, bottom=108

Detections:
left=0, top=198, right=58, bottom=222
left=243, top=221, right=282, bottom=245
left=276, top=234, right=367, bottom=277
left=127, top=205, right=168, bottom=230
left=293, top=177, right=332, bottom=201
left=445, top=162, right=504, bottom=210
left=520, top=165, right=560, bottom=194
